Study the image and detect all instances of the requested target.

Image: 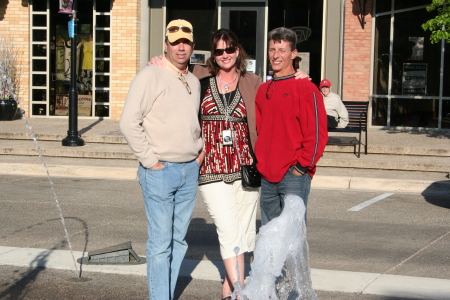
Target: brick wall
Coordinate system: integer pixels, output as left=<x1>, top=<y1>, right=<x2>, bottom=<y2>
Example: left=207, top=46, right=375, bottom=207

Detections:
left=0, top=1, right=30, bottom=117
left=342, top=0, right=373, bottom=102
left=110, top=0, right=141, bottom=120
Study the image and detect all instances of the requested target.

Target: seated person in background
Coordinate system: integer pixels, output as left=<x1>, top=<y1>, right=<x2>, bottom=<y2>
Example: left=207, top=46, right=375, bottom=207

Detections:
left=319, top=79, right=349, bottom=129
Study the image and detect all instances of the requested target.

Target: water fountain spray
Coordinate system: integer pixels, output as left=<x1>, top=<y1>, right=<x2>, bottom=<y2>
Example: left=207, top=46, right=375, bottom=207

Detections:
left=234, top=194, right=318, bottom=300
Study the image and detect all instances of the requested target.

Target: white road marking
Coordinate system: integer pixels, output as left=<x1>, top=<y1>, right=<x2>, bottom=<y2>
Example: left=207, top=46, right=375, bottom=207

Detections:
left=348, top=193, right=394, bottom=211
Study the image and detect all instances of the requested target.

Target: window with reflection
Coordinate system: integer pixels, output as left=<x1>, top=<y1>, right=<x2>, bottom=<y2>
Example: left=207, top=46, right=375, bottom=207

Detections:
left=394, top=0, right=429, bottom=11
left=442, top=100, right=450, bottom=129
left=373, top=15, right=390, bottom=95
left=390, top=98, right=438, bottom=128
left=392, top=9, right=439, bottom=96
left=372, top=1, right=449, bottom=129
left=371, top=97, right=388, bottom=126
left=375, top=0, right=391, bottom=14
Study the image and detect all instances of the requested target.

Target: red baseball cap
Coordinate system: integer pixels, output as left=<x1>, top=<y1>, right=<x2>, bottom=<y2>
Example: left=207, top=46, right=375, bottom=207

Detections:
left=320, top=79, right=331, bottom=88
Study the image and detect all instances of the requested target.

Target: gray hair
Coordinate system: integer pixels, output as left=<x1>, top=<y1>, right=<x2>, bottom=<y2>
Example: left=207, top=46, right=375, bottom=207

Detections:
left=267, top=27, right=297, bottom=51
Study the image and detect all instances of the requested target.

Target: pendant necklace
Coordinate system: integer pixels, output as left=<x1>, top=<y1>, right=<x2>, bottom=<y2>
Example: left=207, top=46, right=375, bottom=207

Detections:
left=217, top=72, right=237, bottom=93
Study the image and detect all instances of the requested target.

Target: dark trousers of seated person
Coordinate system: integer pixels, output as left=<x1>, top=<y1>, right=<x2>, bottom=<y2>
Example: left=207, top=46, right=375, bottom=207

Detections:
left=327, top=115, right=338, bottom=128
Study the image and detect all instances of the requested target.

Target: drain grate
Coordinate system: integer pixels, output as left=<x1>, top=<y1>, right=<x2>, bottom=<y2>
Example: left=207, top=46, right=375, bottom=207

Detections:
left=77, top=241, right=146, bottom=265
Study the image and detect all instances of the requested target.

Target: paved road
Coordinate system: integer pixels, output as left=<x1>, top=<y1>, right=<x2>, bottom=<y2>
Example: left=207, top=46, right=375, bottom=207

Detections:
left=1, top=174, right=449, bottom=299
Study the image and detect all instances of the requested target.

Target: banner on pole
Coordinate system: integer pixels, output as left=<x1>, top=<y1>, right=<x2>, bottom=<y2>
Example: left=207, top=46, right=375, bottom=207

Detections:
left=59, top=0, right=74, bottom=14
left=68, top=20, right=75, bottom=38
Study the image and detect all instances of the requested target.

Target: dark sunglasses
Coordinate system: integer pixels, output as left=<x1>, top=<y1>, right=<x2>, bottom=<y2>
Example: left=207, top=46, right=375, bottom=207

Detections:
left=167, top=26, right=192, bottom=34
left=214, top=46, right=236, bottom=56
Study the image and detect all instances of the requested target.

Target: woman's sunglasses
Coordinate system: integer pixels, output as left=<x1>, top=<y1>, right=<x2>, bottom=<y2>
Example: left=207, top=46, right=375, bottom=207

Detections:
left=166, top=26, right=192, bottom=34
left=214, top=46, right=237, bottom=56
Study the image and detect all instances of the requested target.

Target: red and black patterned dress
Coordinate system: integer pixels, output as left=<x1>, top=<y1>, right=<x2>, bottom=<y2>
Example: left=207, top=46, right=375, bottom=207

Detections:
left=199, top=76, right=254, bottom=185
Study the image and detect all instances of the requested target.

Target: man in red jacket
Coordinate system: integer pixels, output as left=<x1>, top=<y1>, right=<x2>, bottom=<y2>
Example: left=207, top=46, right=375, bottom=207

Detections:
left=255, top=27, right=328, bottom=225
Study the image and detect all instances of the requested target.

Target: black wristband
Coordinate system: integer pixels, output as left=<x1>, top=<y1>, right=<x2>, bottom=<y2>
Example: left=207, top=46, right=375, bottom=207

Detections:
left=294, top=163, right=308, bottom=175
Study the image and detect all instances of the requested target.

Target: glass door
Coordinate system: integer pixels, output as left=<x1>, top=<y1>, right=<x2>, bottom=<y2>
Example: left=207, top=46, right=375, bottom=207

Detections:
left=221, top=2, right=265, bottom=78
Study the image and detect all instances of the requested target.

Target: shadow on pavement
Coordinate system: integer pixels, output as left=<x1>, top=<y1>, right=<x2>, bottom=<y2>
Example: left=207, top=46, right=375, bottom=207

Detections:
left=0, top=241, right=68, bottom=300
left=79, top=119, right=103, bottom=136
left=386, top=130, right=450, bottom=139
left=422, top=180, right=450, bottom=209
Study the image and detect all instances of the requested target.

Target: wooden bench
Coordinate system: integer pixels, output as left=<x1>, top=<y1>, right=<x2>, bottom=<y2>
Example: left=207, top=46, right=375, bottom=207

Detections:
left=327, top=100, right=369, bottom=158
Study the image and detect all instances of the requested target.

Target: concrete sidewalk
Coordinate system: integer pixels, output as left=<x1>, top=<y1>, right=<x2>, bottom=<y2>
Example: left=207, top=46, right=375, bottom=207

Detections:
left=1, top=118, right=449, bottom=194
left=1, top=118, right=449, bottom=152
left=1, top=245, right=450, bottom=299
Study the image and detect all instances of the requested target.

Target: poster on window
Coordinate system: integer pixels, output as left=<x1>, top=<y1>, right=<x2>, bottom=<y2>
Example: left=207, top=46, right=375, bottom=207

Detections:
left=246, top=59, right=256, bottom=73
left=78, top=95, right=92, bottom=116
left=55, top=94, right=92, bottom=116
left=55, top=94, right=69, bottom=116
left=190, top=51, right=210, bottom=65
left=402, top=63, right=427, bottom=95
left=409, top=37, right=424, bottom=61
left=59, top=0, right=74, bottom=14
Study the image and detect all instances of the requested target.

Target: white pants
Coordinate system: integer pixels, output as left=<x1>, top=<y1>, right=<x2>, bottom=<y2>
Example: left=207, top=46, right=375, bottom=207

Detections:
left=199, top=180, right=259, bottom=259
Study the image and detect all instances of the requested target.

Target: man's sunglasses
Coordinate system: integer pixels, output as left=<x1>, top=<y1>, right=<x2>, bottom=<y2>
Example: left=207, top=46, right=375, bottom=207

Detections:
left=167, top=26, right=192, bottom=34
left=214, top=46, right=237, bottom=56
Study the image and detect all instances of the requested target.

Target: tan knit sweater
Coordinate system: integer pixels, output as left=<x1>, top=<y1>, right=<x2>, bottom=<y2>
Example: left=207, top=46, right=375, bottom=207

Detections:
left=120, top=65, right=203, bottom=168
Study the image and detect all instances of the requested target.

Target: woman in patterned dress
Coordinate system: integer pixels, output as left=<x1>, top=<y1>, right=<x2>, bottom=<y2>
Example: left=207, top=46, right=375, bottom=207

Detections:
left=194, top=29, right=261, bottom=299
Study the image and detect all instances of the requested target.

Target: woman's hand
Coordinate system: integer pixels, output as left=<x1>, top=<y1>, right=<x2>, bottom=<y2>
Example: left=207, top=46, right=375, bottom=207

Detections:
left=294, top=69, right=311, bottom=80
left=147, top=55, right=164, bottom=67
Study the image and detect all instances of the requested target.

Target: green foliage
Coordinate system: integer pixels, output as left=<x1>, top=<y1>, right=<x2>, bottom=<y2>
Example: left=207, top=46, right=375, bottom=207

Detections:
left=422, top=0, right=450, bottom=43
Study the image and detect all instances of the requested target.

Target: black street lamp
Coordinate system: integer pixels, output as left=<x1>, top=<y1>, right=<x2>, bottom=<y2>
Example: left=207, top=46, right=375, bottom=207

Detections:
left=358, top=0, right=368, bottom=30
left=62, top=0, right=85, bottom=146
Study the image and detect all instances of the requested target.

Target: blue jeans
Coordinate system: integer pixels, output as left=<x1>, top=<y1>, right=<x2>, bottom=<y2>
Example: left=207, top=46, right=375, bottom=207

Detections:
left=138, top=160, right=199, bottom=300
left=260, top=167, right=311, bottom=226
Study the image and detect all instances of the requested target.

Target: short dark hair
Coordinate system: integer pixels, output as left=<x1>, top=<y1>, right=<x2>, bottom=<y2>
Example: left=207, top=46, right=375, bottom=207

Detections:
left=206, top=28, right=249, bottom=76
left=267, top=27, right=297, bottom=51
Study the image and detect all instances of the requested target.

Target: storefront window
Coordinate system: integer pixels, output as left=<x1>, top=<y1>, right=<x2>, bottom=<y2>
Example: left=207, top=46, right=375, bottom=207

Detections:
left=30, top=0, right=111, bottom=117
left=375, top=1, right=391, bottom=13
left=373, top=15, right=390, bottom=95
left=371, top=97, right=388, bottom=126
left=390, top=98, right=438, bottom=128
left=442, top=100, right=450, bottom=129
left=372, top=2, right=448, bottom=129
left=33, top=15, right=47, bottom=27
left=394, top=0, right=429, bottom=11
left=166, top=0, right=217, bottom=51
left=392, top=9, right=440, bottom=96
left=444, top=43, right=450, bottom=97
left=268, top=0, right=323, bottom=83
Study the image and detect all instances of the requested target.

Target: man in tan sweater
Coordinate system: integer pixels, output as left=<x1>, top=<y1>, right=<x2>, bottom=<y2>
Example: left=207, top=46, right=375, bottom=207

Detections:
left=120, top=19, right=204, bottom=300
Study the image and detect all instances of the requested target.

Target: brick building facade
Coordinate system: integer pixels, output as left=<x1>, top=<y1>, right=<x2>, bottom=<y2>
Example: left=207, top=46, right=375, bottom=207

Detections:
left=1, top=0, right=448, bottom=129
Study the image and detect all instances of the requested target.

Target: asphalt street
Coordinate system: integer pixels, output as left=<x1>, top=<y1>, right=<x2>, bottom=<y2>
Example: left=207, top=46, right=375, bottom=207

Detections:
left=1, top=174, right=449, bottom=299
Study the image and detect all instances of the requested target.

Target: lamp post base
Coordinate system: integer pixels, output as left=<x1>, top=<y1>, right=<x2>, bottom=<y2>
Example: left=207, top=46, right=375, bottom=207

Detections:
left=62, top=134, right=85, bottom=146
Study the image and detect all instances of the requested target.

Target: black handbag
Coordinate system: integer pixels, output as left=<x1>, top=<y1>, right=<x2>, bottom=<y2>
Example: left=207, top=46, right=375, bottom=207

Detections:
left=241, top=164, right=261, bottom=188
left=238, top=135, right=261, bottom=188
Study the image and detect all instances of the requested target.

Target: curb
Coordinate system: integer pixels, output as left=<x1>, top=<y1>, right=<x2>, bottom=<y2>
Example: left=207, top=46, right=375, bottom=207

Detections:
left=0, top=163, right=138, bottom=180
left=1, top=163, right=449, bottom=194
left=312, top=175, right=450, bottom=194
left=1, top=246, right=450, bottom=300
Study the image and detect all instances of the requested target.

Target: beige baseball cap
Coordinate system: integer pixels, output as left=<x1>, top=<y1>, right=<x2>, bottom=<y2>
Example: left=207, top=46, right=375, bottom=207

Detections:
left=165, top=19, right=194, bottom=43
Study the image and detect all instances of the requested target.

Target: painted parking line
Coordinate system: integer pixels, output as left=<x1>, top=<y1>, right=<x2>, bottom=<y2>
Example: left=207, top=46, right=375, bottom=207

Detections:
left=348, top=193, right=394, bottom=211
